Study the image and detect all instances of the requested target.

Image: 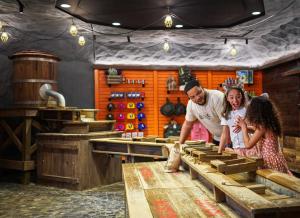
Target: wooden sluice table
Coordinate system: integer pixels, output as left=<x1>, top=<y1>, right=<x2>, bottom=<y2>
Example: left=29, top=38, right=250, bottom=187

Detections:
left=181, top=153, right=300, bottom=218
left=123, top=161, right=239, bottom=218
left=123, top=142, right=300, bottom=218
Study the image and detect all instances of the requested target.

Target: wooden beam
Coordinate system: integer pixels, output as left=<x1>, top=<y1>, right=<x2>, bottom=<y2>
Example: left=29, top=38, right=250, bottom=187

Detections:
left=281, top=67, right=300, bottom=77
left=40, top=174, right=79, bottom=184
left=0, top=120, right=23, bottom=152
left=32, top=120, right=48, bottom=132
left=0, top=109, right=38, bottom=117
left=0, top=122, right=24, bottom=152
left=0, top=159, right=35, bottom=171
left=30, top=143, right=37, bottom=155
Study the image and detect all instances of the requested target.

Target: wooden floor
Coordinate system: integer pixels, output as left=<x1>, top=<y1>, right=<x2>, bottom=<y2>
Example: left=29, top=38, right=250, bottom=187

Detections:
left=122, top=161, right=239, bottom=218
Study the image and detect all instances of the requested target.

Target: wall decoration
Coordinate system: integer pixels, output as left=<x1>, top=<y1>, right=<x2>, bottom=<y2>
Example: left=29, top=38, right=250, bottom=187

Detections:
left=236, top=70, right=254, bottom=84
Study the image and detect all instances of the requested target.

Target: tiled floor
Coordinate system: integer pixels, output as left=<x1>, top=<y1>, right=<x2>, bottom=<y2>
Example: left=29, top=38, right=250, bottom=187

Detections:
left=0, top=182, right=126, bottom=218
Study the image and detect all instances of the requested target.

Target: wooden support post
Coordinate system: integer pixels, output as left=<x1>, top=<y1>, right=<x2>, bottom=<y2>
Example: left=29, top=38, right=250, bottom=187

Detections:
left=21, top=118, right=32, bottom=184
left=213, top=186, right=226, bottom=203
left=189, top=167, right=198, bottom=180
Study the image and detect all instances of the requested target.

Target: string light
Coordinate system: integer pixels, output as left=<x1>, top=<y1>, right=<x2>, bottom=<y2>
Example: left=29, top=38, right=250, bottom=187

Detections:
left=164, top=15, right=173, bottom=28
left=1, top=31, right=9, bottom=43
left=230, top=45, right=237, bottom=56
left=70, top=24, right=78, bottom=36
left=163, top=39, right=170, bottom=52
left=78, top=36, right=85, bottom=46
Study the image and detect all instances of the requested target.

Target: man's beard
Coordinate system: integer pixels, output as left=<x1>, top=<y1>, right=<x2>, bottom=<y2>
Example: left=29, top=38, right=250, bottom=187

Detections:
left=196, top=91, right=207, bottom=105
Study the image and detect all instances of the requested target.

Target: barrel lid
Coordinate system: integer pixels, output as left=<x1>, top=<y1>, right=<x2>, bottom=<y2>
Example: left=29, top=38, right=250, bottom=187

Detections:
left=9, top=50, right=60, bottom=61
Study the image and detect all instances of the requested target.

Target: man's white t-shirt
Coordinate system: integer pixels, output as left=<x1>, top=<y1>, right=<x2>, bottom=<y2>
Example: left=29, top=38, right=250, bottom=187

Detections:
left=185, top=89, right=224, bottom=141
left=221, top=107, right=246, bottom=148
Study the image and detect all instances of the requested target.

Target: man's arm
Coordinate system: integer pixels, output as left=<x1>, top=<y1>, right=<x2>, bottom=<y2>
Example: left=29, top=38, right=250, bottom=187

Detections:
left=179, top=120, right=194, bottom=144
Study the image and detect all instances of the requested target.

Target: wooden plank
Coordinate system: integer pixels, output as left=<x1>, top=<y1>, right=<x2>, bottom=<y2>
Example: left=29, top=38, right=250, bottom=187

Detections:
left=222, top=162, right=259, bottom=174
left=39, top=143, right=79, bottom=151
left=40, top=174, right=79, bottom=184
left=122, top=164, right=152, bottom=218
left=0, top=109, right=38, bottom=117
left=145, top=187, right=231, bottom=218
left=92, top=150, right=166, bottom=158
left=0, top=159, right=35, bottom=171
left=256, top=169, right=300, bottom=193
left=90, top=138, right=171, bottom=147
left=135, top=162, right=196, bottom=189
left=246, top=184, right=266, bottom=194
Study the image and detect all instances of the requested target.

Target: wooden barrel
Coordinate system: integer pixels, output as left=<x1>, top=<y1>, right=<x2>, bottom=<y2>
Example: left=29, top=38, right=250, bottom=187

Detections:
left=9, top=50, right=60, bottom=107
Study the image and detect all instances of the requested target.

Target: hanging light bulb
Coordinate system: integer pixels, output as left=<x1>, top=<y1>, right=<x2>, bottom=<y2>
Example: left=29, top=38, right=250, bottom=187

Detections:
left=78, top=36, right=85, bottom=46
left=230, top=45, right=237, bottom=56
left=70, top=24, right=78, bottom=36
left=1, top=31, right=9, bottom=43
left=164, top=15, right=173, bottom=28
left=163, top=39, right=170, bottom=52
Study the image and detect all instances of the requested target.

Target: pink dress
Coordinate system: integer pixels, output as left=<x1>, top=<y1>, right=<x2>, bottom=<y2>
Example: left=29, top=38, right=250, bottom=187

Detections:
left=191, top=121, right=209, bottom=142
left=260, top=134, right=292, bottom=175
left=233, top=145, right=261, bottom=158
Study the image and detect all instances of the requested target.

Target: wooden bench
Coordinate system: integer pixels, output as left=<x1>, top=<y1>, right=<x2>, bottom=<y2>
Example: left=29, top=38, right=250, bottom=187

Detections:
left=122, top=161, right=239, bottom=218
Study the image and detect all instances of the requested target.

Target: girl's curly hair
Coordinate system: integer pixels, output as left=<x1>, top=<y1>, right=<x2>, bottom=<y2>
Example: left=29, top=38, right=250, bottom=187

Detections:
left=246, top=96, right=282, bottom=136
left=222, top=87, right=246, bottom=119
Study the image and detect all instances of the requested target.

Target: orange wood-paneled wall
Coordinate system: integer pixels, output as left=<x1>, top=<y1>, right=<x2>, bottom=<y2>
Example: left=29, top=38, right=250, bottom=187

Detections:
left=94, top=69, right=262, bottom=137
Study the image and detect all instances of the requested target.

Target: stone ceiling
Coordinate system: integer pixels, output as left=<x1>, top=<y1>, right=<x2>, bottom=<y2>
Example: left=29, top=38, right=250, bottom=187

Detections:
left=0, top=0, right=299, bottom=69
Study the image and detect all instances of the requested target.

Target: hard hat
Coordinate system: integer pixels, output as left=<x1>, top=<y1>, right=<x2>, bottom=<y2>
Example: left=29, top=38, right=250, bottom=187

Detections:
left=126, top=123, right=135, bottom=130
left=115, top=123, right=125, bottom=131
left=106, top=113, right=114, bottom=120
left=118, top=103, right=126, bottom=110
left=138, top=123, right=146, bottom=131
left=127, top=102, right=135, bottom=109
left=117, top=113, right=125, bottom=121
left=107, top=103, right=115, bottom=111
left=127, top=113, right=135, bottom=119
left=137, top=112, right=146, bottom=121
left=136, top=102, right=144, bottom=110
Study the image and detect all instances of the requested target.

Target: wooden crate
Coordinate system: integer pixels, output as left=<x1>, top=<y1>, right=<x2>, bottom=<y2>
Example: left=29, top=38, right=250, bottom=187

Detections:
left=37, top=131, right=122, bottom=190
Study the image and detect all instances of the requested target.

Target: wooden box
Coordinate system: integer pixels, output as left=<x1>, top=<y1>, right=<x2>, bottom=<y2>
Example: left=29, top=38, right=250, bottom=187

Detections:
left=37, top=131, right=122, bottom=190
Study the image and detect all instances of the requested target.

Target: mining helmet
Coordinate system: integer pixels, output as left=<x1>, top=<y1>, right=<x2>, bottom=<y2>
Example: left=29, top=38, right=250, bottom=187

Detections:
left=106, top=113, right=114, bottom=120
left=127, top=102, right=135, bottom=109
left=127, top=113, right=135, bottom=119
left=126, top=123, right=135, bottom=130
left=136, top=102, right=144, bottom=110
left=137, top=112, right=146, bottom=121
left=117, top=113, right=125, bottom=121
left=107, top=103, right=115, bottom=111
left=138, top=123, right=146, bottom=131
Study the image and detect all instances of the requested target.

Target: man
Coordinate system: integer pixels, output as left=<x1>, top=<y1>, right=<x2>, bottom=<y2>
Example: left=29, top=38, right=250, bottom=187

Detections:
left=179, top=80, right=224, bottom=146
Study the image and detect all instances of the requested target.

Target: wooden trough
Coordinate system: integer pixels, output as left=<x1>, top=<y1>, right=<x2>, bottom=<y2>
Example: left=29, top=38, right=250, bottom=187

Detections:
left=181, top=152, right=300, bottom=218
left=90, top=138, right=170, bottom=160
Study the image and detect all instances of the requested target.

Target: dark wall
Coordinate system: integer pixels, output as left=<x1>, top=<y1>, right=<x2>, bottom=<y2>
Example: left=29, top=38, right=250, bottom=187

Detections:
left=263, top=59, right=300, bottom=136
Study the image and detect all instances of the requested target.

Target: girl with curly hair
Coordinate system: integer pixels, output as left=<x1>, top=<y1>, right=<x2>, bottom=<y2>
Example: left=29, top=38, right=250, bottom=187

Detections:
left=236, top=96, right=292, bottom=175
